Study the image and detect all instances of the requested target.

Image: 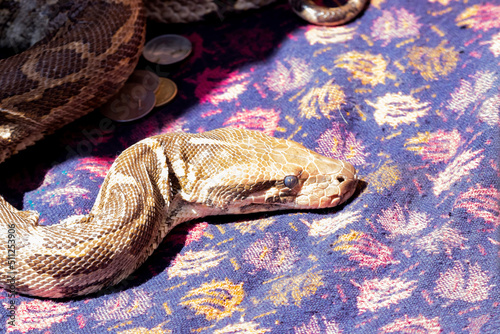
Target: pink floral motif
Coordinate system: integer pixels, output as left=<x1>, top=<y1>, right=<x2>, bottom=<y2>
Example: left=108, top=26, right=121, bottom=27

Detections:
left=454, top=184, right=500, bottom=226
left=405, top=129, right=462, bottom=163
left=429, top=148, right=484, bottom=197
left=482, top=31, right=500, bottom=57
left=371, top=8, right=422, bottom=46
left=243, top=233, right=299, bottom=274
left=76, top=314, right=86, bottom=329
left=434, top=262, right=493, bottom=304
left=4, top=299, right=77, bottom=333
left=315, top=123, right=368, bottom=165
left=414, top=224, right=466, bottom=255
left=446, top=71, right=497, bottom=119
left=377, top=203, right=429, bottom=237
left=334, top=232, right=400, bottom=270
left=201, top=109, right=223, bottom=118
left=185, top=222, right=209, bottom=245
left=188, top=67, right=250, bottom=105
left=75, top=157, right=113, bottom=178
left=264, top=58, right=314, bottom=97
left=352, top=276, right=418, bottom=314
left=478, top=94, right=500, bottom=126
left=464, top=314, right=492, bottom=334
left=223, top=107, right=280, bottom=136
left=294, top=315, right=343, bottom=334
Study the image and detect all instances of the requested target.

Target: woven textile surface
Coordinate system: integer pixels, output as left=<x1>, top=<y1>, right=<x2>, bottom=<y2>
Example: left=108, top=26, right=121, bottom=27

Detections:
left=1, top=0, right=499, bottom=332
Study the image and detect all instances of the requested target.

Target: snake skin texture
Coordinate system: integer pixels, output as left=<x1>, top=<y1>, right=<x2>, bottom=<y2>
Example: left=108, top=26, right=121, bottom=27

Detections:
left=145, top=0, right=278, bottom=23
left=0, top=128, right=357, bottom=298
left=0, top=0, right=359, bottom=298
left=0, top=0, right=146, bottom=164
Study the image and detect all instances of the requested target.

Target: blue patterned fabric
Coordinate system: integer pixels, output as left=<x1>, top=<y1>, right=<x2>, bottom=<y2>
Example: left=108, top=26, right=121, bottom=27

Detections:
left=1, top=0, right=499, bottom=333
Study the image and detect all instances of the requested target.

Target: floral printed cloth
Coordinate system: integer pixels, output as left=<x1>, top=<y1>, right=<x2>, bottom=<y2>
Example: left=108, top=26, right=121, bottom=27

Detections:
left=1, top=0, right=499, bottom=333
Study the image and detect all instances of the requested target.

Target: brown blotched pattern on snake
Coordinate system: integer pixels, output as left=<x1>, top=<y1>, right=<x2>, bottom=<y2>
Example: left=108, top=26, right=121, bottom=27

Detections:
left=0, top=0, right=146, bottom=164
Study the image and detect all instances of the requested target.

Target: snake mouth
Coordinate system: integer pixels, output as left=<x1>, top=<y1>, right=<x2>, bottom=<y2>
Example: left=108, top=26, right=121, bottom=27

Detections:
left=338, top=175, right=358, bottom=204
left=238, top=203, right=284, bottom=214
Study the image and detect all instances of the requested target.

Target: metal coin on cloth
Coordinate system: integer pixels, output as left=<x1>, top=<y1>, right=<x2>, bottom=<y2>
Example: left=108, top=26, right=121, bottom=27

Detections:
left=100, top=83, right=156, bottom=122
left=128, top=70, right=160, bottom=92
left=143, top=34, right=192, bottom=65
left=154, top=78, right=178, bottom=107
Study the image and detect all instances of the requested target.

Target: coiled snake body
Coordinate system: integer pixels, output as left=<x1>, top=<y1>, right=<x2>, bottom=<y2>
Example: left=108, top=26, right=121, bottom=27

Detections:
left=0, top=0, right=360, bottom=298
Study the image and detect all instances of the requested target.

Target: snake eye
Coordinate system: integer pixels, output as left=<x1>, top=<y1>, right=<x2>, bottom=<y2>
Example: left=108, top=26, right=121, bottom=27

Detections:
left=284, top=175, right=299, bottom=189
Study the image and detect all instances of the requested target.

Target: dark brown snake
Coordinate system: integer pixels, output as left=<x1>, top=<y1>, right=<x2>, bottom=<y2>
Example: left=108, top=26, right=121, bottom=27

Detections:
left=0, top=0, right=361, bottom=298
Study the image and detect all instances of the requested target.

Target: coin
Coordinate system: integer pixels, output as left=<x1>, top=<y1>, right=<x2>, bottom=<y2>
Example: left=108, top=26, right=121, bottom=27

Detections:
left=100, top=83, right=156, bottom=122
left=143, top=34, right=192, bottom=65
left=154, top=78, right=178, bottom=107
left=128, top=70, right=160, bottom=92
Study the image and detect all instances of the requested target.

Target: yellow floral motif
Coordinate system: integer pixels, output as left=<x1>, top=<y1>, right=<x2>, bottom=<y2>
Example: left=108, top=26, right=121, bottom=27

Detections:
left=163, top=302, right=172, bottom=315
left=335, top=51, right=389, bottom=87
left=407, top=41, right=459, bottom=80
left=365, top=160, right=401, bottom=193
left=405, top=133, right=435, bottom=159
left=331, top=230, right=364, bottom=252
left=234, top=217, right=276, bottom=234
left=298, top=82, right=346, bottom=119
left=456, top=5, right=481, bottom=28
left=213, top=321, right=271, bottom=334
left=118, top=321, right=171, bottom=334
left=266, top=270, right=324, bottom=306
left=167, top=249, right=228, bottom=279
left=180, top=279, right=244, bottom=321
left=366, top=92, right=431, bottom=127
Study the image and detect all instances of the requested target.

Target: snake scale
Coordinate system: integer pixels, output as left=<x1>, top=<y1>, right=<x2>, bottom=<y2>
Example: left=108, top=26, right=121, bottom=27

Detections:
left=0, top=0, right=361, bottom=298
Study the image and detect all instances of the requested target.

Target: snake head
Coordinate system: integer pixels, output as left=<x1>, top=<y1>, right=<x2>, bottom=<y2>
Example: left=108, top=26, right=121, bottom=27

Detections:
left=242, top=140, right=358, bottom=211
left=285, top=152, right=358, bottom=209
left=182, top=129, right=358, bottom=213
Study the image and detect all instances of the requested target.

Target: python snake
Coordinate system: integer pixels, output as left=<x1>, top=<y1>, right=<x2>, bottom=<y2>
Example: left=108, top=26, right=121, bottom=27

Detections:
left=0, top=0, right=360, bottom=298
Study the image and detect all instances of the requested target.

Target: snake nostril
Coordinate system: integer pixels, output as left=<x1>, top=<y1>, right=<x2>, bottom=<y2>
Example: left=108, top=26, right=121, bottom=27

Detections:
left=336, top=176, right=345, bottom=183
